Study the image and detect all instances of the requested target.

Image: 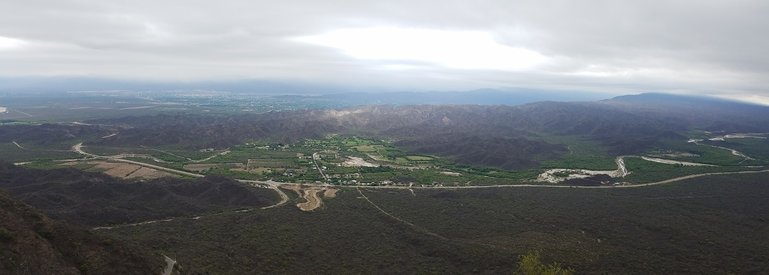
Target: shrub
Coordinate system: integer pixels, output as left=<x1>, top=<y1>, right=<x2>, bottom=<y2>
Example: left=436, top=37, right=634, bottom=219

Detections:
left=516, top=251, right=574, bottom=275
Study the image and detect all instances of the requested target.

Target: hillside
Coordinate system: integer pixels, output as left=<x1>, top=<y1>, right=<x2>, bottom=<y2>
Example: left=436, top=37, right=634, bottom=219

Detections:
left=0, top=163, right=278, bottom=227
left=4, top=93, right=769, bottom=170
left=94, top=172, right=769, bottom=274
left=603, top=93, right=769, bottom=132
left=0, top=189, right=163, bottom=274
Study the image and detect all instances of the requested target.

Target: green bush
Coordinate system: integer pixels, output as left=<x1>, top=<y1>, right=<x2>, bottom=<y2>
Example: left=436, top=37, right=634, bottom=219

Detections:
left=516, top=251, right=573, bottom=275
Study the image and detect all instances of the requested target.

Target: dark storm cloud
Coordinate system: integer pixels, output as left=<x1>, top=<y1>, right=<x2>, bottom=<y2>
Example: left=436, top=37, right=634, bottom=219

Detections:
left=0, top=0, right=768, bottom=102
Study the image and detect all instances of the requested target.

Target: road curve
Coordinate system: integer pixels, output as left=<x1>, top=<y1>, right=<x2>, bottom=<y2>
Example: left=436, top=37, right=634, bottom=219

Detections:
left=239, top=180, right=290, bottom=209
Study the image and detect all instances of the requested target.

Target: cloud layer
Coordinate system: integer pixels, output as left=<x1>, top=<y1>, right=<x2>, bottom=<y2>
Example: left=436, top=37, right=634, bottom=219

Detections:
left=1, top=0, right=768, bottom=101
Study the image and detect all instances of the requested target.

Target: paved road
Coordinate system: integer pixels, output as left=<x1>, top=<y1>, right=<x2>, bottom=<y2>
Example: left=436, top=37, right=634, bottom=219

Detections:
left=355, top=168, right=769, bottom=190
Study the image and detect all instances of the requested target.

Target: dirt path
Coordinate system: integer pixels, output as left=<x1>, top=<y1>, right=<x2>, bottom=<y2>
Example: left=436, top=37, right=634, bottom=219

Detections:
left=259, top=182, right=290, bottom=209
left=691, top=140, right=755, bottom=161
left=312, top=152, right=329, bottom=182
left=190, top=150, right=231, bottom=163
left=12, top=141, right=24, bottom=150
left=640, top=156, right=715, bottom=166
left=72, top=142, right=95, bottom=157
left=92, top=218, right=176, bottom=230
left=162, top=255, right=177, bottom=275
left=13, top=109, right=33, bottom=117
left=357, top=188, right=447, bottom=240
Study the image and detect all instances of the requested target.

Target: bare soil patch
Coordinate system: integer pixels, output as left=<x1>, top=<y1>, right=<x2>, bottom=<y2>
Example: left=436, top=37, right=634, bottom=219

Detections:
left=280, top=184, right=338, bottom=211
left=341, top=156, right=378, bottom=167
left=126, top=167, right=175, bottom=179
left=297, top=189, right=322, bottom=211
left=323, top=188, right=339, bottom=198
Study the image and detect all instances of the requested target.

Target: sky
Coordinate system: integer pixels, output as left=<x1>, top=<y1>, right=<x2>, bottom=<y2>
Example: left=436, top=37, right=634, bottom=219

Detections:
left=1, top=0, right=768, bottom=103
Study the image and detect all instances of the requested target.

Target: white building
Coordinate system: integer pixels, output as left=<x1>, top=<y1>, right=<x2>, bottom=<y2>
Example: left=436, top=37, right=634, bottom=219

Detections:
left=0, top=107, right=7, bottom=113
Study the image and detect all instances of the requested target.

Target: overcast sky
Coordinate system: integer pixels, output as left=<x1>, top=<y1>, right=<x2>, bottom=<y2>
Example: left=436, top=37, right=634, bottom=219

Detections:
left=1, top=0, right=768, bottom=102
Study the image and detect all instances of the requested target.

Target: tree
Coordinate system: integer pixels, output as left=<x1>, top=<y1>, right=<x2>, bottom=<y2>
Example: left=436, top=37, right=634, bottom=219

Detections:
left=516, top=251, right=574, bottom=275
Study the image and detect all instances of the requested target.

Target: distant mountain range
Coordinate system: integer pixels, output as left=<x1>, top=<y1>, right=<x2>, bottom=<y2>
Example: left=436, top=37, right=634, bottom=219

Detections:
left=2, top=92, right=768, bottom=170
left=85, top=93, right=769, bottom=169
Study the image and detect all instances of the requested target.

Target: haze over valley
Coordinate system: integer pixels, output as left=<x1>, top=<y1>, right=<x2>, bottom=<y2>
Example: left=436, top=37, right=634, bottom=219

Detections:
left=2, top=1, right=769, bottom=274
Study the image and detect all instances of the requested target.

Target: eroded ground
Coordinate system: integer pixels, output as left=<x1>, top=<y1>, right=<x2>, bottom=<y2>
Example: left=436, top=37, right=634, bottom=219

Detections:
left=280, top=184, right=339, bottom=211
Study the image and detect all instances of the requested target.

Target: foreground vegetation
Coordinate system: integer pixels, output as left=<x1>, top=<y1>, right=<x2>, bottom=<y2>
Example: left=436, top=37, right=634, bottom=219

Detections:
left=89, top=172, right=769, bottom=274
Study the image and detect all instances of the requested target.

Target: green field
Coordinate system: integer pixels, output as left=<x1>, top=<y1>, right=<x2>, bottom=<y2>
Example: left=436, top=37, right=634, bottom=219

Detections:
left=0, top=142, right=82, bottom=162
left=539, top=135, right=617, bottom=170
left=648, top=139, right=749, bottom=166
left=3, top=133, right=768, bottom=187
left=622, top=157, right=762, bottom=183
left=405, top=155, right=433, bottom=161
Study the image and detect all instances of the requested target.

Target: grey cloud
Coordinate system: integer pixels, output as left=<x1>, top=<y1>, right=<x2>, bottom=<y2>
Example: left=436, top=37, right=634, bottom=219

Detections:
left=1, top=0, right=768, bottom=102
